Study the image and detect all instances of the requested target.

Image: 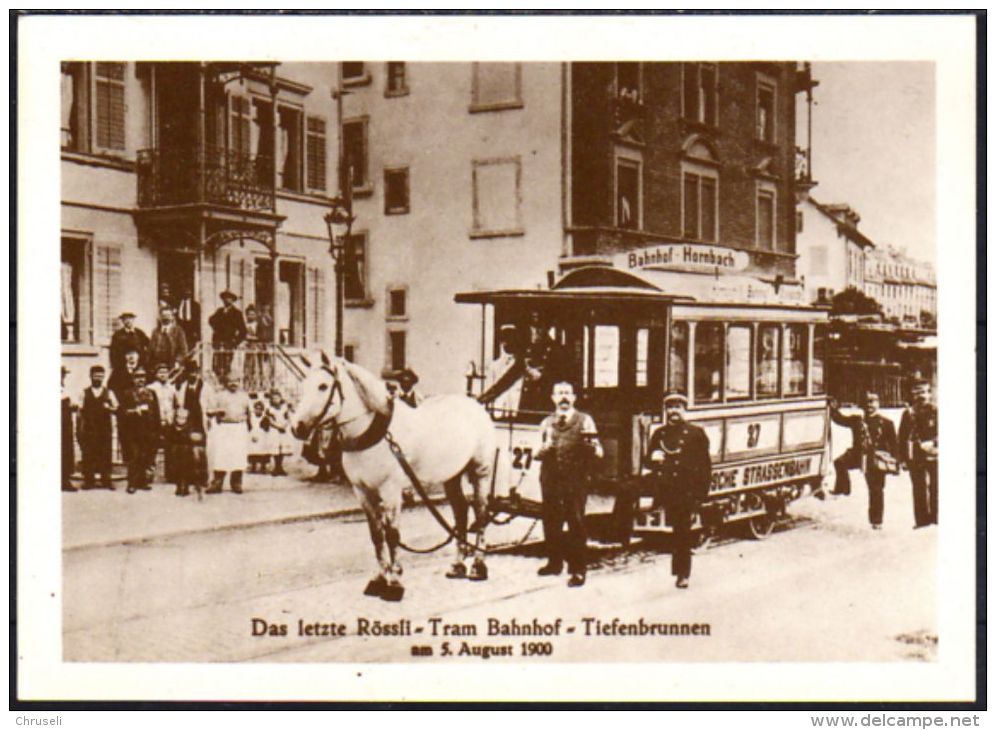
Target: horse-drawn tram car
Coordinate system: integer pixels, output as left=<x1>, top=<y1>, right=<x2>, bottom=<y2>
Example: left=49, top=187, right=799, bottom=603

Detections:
left=456, top=261, right=831, bottom=545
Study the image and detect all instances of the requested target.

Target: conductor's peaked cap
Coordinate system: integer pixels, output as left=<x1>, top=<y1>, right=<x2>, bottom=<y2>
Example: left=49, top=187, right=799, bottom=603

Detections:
left=662, top=391, right=688, bottom=406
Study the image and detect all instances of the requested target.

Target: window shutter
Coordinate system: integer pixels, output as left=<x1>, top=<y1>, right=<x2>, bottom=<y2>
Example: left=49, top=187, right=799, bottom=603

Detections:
left=93, top=244, right=122, bottom=344
left=94, top=62, right=126, bottom=150
left=306, top=116, right=327, bottom=191
left=307, top=266, right=326, bottom=348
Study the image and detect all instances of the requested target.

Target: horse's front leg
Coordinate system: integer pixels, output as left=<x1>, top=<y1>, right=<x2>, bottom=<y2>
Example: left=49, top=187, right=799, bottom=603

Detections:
left=380, top=498, right=405, bottom=602
left=357, top=491, right=391, bottom=598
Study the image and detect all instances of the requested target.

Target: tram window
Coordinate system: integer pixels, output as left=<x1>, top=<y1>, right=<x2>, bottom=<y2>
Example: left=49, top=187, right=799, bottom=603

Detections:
left=756, top=324, right=781, bottom=398
left=593, top=325, right=620, bottom=388
left=694, top=322, right=723, bottom=404
left=635, top=327, right=650, bottom=387
left=668, top=321, right=689, bottom=395
left=726, top=324, right=752, bottom=400
left=783, top=324, right=808, bottom=396
left=812, top=325, right=827, bottom=395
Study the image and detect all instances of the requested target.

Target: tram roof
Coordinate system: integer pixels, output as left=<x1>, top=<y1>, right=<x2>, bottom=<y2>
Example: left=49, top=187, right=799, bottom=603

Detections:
left=455, top=265, right=828, bottom=313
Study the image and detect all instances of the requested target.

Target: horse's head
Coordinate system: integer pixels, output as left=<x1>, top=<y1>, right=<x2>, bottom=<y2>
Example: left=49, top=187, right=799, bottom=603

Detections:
left=290, top=352, right=392, bottom=441
left=291, top=351, right=344, bottom=441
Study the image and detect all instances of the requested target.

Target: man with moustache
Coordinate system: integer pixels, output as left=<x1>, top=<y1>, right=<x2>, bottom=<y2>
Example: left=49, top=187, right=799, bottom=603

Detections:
left=535, top=381, right=603, bottom=588
left=77, top=364, right=118, bottom=490
left=646, top=392, right=712, bottom=589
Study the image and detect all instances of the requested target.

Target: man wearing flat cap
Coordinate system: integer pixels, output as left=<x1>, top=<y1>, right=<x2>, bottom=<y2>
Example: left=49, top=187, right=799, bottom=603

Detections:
left=646, top=392, right=712, bottom=589
left=395, top=368, right=422, bottom=408
left=209, top=290, right=247, bottom=378
left=110, top=311, right=149, bottom=376
left=120, top=367, right=160, bottom=493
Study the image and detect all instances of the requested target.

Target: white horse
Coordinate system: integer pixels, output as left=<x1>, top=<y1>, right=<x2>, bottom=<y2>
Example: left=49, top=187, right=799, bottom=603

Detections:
left=291, top=352, right=498, bottom=601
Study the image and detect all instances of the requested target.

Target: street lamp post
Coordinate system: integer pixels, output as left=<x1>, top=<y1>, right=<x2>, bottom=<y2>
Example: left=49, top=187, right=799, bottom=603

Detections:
left=324, top=194, right=354, bottom=359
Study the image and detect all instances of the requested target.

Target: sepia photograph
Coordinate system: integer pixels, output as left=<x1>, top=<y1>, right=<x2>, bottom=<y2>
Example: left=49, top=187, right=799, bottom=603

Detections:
left=16, top=12, right=979, bottom=705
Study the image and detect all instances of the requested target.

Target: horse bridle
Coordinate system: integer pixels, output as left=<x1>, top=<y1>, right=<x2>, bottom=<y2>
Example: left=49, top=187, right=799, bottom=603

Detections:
left=306, top=364, right=392, bottom=452
left=305, top=364, right=346, bottom=437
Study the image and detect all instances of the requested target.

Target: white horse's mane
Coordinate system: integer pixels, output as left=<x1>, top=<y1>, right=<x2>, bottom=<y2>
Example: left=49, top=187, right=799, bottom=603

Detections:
left=339, top=358, right=391, bottom=416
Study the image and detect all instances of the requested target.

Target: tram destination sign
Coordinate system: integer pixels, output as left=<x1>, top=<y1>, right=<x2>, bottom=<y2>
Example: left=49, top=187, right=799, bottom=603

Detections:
left=616, top=243, right=750, bottom=275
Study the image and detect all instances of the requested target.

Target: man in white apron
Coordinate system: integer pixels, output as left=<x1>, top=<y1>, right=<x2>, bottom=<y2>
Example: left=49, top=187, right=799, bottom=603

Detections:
left=206, top=375, right=249, bottom=494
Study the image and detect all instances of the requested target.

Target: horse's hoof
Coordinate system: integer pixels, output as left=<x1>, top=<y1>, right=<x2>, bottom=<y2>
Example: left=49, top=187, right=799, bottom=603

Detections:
left=380, top=584, right=405, bottom=602
left=446, top=563, right=467, bottom=580
left=469, top=562, right=489, bottom=582
left=363, top=578, right=386, bottom=597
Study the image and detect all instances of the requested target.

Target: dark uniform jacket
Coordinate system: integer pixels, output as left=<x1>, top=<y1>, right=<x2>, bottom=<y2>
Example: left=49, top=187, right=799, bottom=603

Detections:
left=646, top=421, right=713, bottom=506
left=899, top=402, right=938, bottom=464
left=209, top=306, right=247, bottom=349
left=830, top=407, right=899, bottom=472
left=120, top=386, right=161, bottom=446
left=110, top=327, right=150, bottom=372
left=148, top=323, right=189, bottom=370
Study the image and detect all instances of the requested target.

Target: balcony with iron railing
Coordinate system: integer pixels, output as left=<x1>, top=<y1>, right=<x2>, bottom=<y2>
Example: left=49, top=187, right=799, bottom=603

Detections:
left=137, top=145, right=276, bottom=212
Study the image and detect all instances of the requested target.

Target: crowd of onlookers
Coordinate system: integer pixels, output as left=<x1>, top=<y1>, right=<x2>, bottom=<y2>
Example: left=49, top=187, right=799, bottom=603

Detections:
left=61, top=287, right=300, bottom=497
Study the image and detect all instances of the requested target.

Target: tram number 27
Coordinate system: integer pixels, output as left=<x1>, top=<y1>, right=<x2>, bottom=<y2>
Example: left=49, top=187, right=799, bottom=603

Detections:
left=746, top=423, right=762, bottom=449
left=511, top=447, right=534, bottom=470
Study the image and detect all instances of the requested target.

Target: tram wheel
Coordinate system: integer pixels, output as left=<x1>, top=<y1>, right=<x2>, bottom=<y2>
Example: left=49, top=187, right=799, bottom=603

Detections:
left=747, top=513, right=776, bottom=540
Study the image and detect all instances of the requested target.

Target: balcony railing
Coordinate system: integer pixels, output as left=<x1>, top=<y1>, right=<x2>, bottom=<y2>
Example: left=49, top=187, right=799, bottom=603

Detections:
left=137, top=146, right=276, bottom=212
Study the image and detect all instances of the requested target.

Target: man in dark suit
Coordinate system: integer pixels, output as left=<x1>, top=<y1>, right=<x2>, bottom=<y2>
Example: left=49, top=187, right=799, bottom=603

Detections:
left=208, top=290, right=246, bottom=379
left=899, top=380, right=938, bottom=528
left=535, top=381, right=603, bottom=588
left=646, top=392, right=712, bottom=589
left=176, top=285, right=201, bottom=346
left=119, top=367, right=160, bottom=493
left=109, top=311, right=149, bottom=373
left=77, top=364, right=118, bottom=490
left=148, top=304, right=189, bottom=372
left=830, top=392, right=899, bottom=529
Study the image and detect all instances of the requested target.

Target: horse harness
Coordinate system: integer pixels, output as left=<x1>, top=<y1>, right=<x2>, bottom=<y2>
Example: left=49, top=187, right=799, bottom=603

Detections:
left=314, top=364, right=494, bottom=556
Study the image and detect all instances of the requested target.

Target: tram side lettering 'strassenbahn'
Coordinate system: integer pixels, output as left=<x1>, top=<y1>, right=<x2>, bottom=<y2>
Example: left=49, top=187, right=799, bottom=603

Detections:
left=456, top=258, right=830, bottom=542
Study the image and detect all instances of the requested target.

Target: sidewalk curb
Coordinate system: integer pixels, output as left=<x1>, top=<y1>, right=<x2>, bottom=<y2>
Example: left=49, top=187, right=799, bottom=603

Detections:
left=63, top=495, right=450, bottom=553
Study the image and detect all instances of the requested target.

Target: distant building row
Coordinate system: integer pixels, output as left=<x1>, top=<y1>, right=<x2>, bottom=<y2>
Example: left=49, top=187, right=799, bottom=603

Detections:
left=796, top=197, right=936, bottom=327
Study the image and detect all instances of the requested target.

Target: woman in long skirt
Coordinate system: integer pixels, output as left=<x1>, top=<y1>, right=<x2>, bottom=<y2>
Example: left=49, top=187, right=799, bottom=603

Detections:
left=206, top=376, right=249, bottom=494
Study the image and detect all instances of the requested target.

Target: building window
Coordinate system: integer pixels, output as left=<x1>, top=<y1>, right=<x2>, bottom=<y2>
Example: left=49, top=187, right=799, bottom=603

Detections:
left=343, top=344, right=357, bottom=363
left=277, top=106, right=303, bottom=192
left=341, top=62, right=370, bottom=87
left=384, top=167, right=410, bottom=215
left=61, top=237, right=90, bottom=344
left=470, top=63, right=522, bottom=112
left=682, top=165, right=718, bottom=243
left=668, top=321, right=689, bottom=396
left=341, top=117, right=369, bottom=192
left=385, top=62, right=408, bottom=96
left=230, top=95, right=252, bottom=156
left=783, top=324, right=808, bottom=396
left=615, top=154, right=642, bottom=229
left=388, top=330, right=407, bottom=371
left=756, top=185, right=776, bottom=250
left=387, top=287, right=407, bottom=320
left=726, top=324, right=752, bottom=400
left=471, top=157, right=522, bottom=237
left=62, top=62, right=127, bottom=154
left=796, top=210, right=804, bottom=233
left=276, top=260, right=305, bottom=347
left=694, top=322, right=723, bottom=404
left=306, top=116, right=327, bottom=192
left=592, top=325, right=620, bottom=389
left=756, top=74, right=776, bottom=143
left=615, top=62, right=642, bottom=102
left=682, top=63, right=717, bottom=126
left=344, top=232, right=368, bottom=304
left=756, top=324, right=781, bottom=398
left=94, top=62, right=126, bottom=151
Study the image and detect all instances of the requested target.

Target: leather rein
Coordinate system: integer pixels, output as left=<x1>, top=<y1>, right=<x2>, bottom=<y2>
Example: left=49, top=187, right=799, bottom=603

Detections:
left=310, top=365, right=393, bottom=452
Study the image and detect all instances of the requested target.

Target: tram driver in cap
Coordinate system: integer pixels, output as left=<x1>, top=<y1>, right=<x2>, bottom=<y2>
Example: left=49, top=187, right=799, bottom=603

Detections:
left=646, top=392, right=712, bottom=589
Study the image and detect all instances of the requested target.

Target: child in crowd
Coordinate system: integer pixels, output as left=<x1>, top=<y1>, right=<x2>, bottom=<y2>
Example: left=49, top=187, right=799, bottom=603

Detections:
left=267, top=389, right=295, bottom=477
left=247, top=398, right=272, bottom=474
left=168, top=407, right=206, bottom=497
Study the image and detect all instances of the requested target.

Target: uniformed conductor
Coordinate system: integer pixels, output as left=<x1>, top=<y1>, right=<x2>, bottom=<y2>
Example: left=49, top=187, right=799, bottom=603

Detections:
left=536, top=381, right=603, bottom=588
left=646, top=392, right=712, bottom=589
